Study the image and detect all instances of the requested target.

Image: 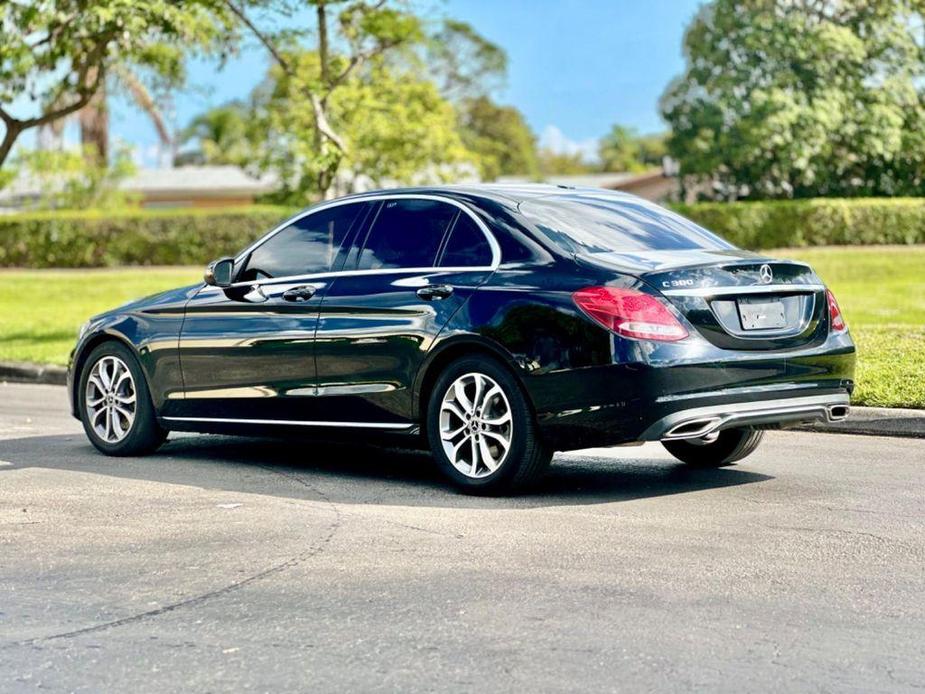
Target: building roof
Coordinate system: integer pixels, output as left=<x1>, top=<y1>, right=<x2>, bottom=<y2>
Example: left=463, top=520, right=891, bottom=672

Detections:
left=0, top=165, right=273, bottom=209
left=121, top=166, right=273, bottom=198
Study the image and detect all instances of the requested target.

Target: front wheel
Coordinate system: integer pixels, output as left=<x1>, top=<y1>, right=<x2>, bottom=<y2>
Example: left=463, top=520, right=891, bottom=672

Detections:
left=662, top=427, right=764, bottom=467
left=427, top=357, right=552, bottom=495
left=78, top=341, right=167, bottom=456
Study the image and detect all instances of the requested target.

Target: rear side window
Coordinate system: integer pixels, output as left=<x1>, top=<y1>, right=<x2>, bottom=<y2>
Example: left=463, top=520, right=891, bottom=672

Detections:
left=439, top=214, right=493, bottom=267
left=521, top=194, right=734, bottom=254
left=241, top=203, right=367, bottom=280
left=358, top=199, right=458, bottom=270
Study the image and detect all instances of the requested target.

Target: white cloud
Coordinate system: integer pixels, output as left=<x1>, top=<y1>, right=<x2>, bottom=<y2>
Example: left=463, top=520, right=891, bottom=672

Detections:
left=539, top=125, right=599, bottom=162
left=130, top=143, right=167, bottom=168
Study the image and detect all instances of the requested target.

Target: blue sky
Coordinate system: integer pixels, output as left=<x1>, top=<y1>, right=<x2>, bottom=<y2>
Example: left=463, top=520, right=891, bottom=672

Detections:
left=106, top=0, right=704, bottom=165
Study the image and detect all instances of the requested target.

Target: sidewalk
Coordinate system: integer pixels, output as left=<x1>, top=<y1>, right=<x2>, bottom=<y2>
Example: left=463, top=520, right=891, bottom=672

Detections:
left=2, top=361, right=924, bottom=439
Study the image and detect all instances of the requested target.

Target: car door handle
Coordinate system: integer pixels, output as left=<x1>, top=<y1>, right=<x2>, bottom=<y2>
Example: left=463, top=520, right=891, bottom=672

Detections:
left=416, top=285, right=454, bottom=301
left=282, top=285, right=317, bottom=302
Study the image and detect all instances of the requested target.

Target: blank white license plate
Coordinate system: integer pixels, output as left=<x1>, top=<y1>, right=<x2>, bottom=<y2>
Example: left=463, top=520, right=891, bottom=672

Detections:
left=737, top=298, right=787, bottom=330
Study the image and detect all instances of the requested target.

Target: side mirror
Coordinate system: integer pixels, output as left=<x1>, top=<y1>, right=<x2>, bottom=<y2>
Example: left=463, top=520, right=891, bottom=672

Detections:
left=204, top=257, right=235, bottom=287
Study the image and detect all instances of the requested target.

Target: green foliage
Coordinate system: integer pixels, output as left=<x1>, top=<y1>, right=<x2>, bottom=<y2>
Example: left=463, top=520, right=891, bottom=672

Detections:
left=598, top=125, right=667, bottom=173
left=176, top=101, right=257, bottom=167
left=428, top=20, right=507, bottom=100
left=4, top=197, right=920, bottom=271
left=0, top=206, right=294, bottom=268
left=262, top=52, right=472, bottom=201
left=457, top=96, right=538, bottom=180
left=538, top=149, right=593, bottom=176
left=673, top=198, right=925, bottom=249
left=661, top=1, right=925, bottom=199
left=12, top=144, right=137, bottom=210
left=0, top=0, right=238, bottom=166
left=598, top=125, right=644, bottom=173
left=334, top=63, right=472, bottom=185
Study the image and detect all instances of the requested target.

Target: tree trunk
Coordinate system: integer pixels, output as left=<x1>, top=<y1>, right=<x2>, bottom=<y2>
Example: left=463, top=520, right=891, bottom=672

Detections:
left=317, top=1, right=330, bottom=85
left=0, top=121, right=22, bottom=169
left=79, top=79, right=109, bottom=165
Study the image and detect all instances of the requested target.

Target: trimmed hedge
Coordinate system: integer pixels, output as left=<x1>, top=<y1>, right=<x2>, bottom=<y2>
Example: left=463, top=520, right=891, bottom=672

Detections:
left=0, top=206, right=295, bottom=268
left=672, top=198, right=925, bottom=249
left=1, top=198, right=924, bottom=268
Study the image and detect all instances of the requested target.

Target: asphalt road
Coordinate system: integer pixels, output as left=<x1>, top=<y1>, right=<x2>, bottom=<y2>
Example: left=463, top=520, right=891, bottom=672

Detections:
left=1, top=382, right=923, bottom=693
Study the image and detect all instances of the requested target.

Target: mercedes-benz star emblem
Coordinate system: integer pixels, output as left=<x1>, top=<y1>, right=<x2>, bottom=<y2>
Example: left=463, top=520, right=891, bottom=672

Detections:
left=758, top=264, right=773, bottom=284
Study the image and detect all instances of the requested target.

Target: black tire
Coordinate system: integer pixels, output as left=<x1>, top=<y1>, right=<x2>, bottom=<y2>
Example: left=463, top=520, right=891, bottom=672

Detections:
left=426, top=356, right=552, bottom=495
left=78, top=341, right=167, bottom=456
left=662, top=427, right=764, bottom=467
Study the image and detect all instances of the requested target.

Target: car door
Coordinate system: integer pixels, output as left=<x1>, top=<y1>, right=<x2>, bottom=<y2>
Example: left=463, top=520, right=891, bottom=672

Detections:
left=171, top=201, right=372, bottom=423
left=313, top=196, right=498, bottom=426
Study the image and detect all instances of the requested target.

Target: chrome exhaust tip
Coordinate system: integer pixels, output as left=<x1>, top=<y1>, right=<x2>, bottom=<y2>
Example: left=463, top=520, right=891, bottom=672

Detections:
left=664, top=416, right=723, bottom=440
left=826, top=404, right=850, bottom=421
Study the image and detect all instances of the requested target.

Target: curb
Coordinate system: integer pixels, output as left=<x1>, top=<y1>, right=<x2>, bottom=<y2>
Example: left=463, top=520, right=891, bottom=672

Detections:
left=796, top=406, right=925, bottom=439
left=0, top=361, right=67, bottom=386
left=2, top=361, right=924, bottom=439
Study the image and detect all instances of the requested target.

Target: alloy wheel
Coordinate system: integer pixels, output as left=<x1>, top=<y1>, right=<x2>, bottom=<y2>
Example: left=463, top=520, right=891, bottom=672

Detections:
left=85, top=355, right=137, bottom=443
left=439, top=372, right=513, bottom=478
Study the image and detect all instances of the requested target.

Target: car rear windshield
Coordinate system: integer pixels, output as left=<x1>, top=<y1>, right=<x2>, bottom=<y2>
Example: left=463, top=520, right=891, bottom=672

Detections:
left=520, top=194, right=734, bottom=254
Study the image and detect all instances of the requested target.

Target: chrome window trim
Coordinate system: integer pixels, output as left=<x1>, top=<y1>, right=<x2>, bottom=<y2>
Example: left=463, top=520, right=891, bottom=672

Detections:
left=661, top=283, right=825, bottom=298
left=215, top=264, right=498, bottom=290
left=163, top=416, right=413, bottom=430
left=230, top=193, right=501, bottom=286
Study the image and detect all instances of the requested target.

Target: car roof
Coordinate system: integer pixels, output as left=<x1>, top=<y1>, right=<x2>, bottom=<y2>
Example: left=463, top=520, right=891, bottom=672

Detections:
left=317, top=183, right=643, bottom=207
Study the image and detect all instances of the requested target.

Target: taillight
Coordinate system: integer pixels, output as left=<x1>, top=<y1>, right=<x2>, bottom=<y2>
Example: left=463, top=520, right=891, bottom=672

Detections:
left=826, top=288, right=846, bottom=333
left=573, top=286, right=688, bottom=342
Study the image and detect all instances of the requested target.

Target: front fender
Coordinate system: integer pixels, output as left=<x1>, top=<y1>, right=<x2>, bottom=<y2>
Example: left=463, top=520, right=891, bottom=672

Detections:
left=67, top=285, right=198, bottom=418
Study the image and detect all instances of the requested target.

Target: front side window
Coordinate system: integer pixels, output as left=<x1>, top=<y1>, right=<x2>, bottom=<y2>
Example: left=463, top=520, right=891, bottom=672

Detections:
left=240, top=203, right=367, bottom=281
left=357, top=199, right=458, bottom=270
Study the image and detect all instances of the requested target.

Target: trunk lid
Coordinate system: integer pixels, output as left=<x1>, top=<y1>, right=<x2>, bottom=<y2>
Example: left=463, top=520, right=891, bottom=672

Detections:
left=579, top=250, right=829, bottom=351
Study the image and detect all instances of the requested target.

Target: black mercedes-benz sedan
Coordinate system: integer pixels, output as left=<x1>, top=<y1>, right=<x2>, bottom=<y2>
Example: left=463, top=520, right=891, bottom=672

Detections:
left=68, top=185, right=855, bottom=493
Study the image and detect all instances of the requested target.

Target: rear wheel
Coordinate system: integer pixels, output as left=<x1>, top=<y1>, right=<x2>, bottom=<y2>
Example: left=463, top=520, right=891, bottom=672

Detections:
left=662, top=427, right=764, bottom=467
left=79, top=342, right=167, bottom=456
left=426, top=357, right=551, bottom=494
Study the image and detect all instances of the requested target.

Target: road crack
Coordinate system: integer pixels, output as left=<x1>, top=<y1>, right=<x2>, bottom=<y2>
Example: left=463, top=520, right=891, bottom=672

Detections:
left=3, top=463, right=342, bottom=649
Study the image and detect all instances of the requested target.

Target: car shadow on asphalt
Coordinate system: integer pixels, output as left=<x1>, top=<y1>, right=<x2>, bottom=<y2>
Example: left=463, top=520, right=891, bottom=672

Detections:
left=0, top=433, right=773, bottom=508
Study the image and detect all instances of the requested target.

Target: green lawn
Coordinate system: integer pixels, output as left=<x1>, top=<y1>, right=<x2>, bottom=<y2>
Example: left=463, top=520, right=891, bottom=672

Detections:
left=0, top=246, right=923, bottom=408
left=0, top=267, right=198, bottom=367
left=775, top=246, right=925, bottom=408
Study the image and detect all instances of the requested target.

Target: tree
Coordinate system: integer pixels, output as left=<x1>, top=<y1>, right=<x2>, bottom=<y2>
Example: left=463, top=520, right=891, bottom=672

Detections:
left=228, top=0, right=425, bottom=198
left=660, top=0, right=925, bottom=199
left=11, top=144, right=137, bottom=209
left=76, top=65, right=175, bottom=167
left=537, top=149, right=593, bottom=176
left=176, top=101, right=256, bottom=167
left=636, top=132, right=667, bottom=168
left=457, top=96, right=538, bottom=180
left=598, top=125, right=643, bottom=173
left=0, top=1, right=238, bottom=169
left=598, top=124, right=667, bottom=173
left=428, top=20, right=507, bottom=101
left=261, top=52, right=471, bottom=200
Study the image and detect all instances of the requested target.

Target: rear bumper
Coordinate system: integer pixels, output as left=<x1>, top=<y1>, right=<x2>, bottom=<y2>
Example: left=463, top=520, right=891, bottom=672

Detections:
left=526, top=334, right=855, bottom=451
left=638, top=392, right=850, bottom=441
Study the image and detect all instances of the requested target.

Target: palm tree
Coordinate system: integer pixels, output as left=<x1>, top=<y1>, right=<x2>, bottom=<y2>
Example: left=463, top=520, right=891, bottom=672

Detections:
left=175, top=102, right=253, bottom=167
left=76, top=65, right=173, bottom=166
